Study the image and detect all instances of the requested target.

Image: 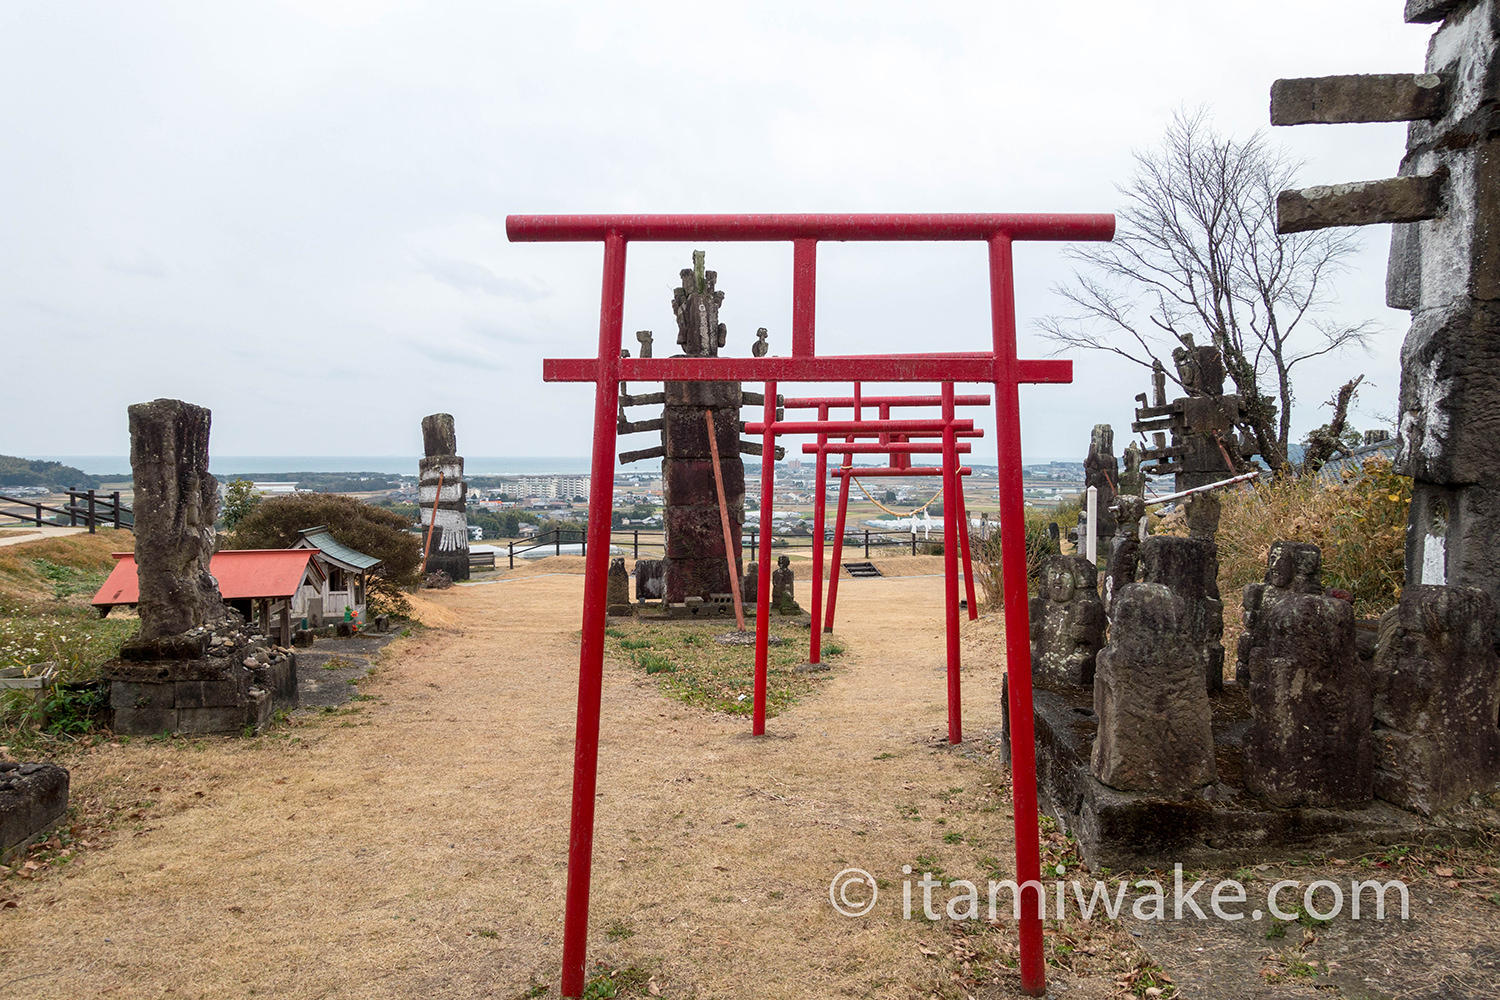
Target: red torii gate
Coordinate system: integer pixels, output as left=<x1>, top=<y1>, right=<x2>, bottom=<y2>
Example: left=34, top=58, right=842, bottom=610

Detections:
left=509, top=212, right=1114, bottom=999
left=748, top=384, right=987, bottom=744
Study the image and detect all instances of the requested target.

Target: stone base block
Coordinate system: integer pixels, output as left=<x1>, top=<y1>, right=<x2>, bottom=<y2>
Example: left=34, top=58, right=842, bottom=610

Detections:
left=105, top=651, right=271, bottom=736
left=251, top=655, right=298, bottom=712
left=1007, top=685, right=1487, bottom=869
left=606, top=604, right=635, bottom=617
left=292, top=630, right=315, bottom=648
left=0, top=762, right=69, bottom=864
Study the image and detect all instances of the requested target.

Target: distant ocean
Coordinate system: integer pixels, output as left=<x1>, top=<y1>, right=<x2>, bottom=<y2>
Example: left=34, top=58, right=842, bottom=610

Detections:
left=35, top=456, right=593, bottom=477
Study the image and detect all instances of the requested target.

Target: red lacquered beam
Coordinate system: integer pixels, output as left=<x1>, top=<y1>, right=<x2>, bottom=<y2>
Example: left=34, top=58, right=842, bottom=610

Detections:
left=745, top=418, right=973, bottom=436
left=784, top=394, right=991, bottom=409
left=507, top=212, right=1116, bottom=244
left=830, top=466, right=972, bottom=477
left=803, top=441, right=972, bottom=454
left=544, top=356, right=1071, bottom=385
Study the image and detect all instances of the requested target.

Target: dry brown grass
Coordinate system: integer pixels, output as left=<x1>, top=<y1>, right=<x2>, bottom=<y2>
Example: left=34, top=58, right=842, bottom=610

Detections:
left=0, top=530, right=127, bottom=605
left=0, top=566, right=1161, bottom=999
left=1216, top=458, right=1409, bottom=619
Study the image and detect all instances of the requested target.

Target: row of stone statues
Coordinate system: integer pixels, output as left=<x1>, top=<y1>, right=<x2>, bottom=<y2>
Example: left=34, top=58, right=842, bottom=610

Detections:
left=1031, top=538, right=1500, bottom=815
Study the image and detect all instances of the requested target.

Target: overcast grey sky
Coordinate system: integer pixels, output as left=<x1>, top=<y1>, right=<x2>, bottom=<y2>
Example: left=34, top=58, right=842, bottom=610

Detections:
left=0, top=2, right=1432, bottom=464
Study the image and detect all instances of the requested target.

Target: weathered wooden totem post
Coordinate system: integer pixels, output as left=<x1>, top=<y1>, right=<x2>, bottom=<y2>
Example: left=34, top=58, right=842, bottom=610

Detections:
left=419, top=412, right=470, bottom=582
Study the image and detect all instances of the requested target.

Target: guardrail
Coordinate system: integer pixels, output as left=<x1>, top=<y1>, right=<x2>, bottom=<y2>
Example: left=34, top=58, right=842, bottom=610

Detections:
left=0, top=489, right=133, bottom=533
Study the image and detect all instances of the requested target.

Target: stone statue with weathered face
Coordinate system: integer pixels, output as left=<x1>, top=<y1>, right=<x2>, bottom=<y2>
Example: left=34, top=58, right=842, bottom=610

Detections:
left=1029, top=554, right=1105, bottom=688
left=672, top=250, right=728, bottom=358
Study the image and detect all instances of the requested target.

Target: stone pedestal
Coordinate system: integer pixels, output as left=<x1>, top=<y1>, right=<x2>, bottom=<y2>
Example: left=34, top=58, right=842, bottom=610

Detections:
left=106, top=624, right=297, bottom=736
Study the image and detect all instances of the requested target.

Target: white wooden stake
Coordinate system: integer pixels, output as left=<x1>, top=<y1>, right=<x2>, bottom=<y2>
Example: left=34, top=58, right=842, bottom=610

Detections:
left=1085, top=485, right=1098, bottom=564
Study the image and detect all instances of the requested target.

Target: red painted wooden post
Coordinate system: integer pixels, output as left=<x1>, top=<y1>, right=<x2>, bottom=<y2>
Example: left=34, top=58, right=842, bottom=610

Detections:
left=559, top=231, right=627, bottom=1000
left=955, top=477, right=979, bottom=620
left=752, top=382, right=777, bottom=736
left=990, top=233, right=1045, bottom=996
left=808, top=403, right=829, bottom=665
left=942, top=383, right=962, bottom=743
left=792, top=239, right=816, bottom=357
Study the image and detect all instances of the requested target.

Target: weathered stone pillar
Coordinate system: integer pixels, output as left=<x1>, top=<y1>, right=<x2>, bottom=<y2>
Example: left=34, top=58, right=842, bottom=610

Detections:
left=606, top=557, right=633, bottom=615
left=1135, top=535, right=1225, bottom=694
left=1371, top=584, right=1500, bottom=815
left=418, top=413, right=469, bottom=582
left=1091, top=583, right=1217, bottom=794
left=106, top=399, right=291, bottom=736
left=127, top=399, right=225, bottom=639
left=1028, top=554, right=1105, bottom=688
left=1083, top=424, right=1118, bottom=541
left=1239, top=542, right=1372, bottom=807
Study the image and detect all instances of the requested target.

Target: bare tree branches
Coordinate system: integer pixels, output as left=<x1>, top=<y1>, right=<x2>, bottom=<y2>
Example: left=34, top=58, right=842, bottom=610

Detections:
left=1040, top=108, right=1374, bottom=470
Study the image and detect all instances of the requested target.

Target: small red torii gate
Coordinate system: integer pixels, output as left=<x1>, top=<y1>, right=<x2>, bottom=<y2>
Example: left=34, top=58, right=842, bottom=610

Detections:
left=747, top=383, right=988, bottom=744
left=508, top=212, right=1114, bottom=999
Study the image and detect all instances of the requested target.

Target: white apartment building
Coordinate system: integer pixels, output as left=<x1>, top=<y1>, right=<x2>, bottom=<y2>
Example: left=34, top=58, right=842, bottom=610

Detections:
left=516, top=475, right=590, bottom=500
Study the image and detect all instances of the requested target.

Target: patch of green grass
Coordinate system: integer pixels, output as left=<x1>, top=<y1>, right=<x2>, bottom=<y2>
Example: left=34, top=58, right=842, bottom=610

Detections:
left=1264, top=921, right=1287, bottom=940
left=604, top=919, right=634, bottom=941
left=0, top=597, right=137, bottom=682
left=913, top=853, right=947, bottom=881
left=942, top=831, right=964, bottom=844
left=823, top=640, right=845, bottom=656
left=635, top=651, right=675, bottom=675
left=31, top=558, right=110, bottom=600
left=603, top=620, right=830, bottom=717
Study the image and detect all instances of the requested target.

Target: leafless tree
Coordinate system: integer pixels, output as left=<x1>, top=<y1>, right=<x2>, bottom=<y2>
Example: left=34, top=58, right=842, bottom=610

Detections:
left=1038, top=108, right=1376, bottom=470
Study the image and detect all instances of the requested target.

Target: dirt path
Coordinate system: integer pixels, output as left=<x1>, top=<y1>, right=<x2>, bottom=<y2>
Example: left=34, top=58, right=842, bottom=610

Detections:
left=2, top=559, right=1083, bottom=999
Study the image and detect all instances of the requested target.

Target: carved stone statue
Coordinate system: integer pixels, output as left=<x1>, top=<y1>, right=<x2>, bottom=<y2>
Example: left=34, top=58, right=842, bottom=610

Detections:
left=1092, top=583, right=1217, bottom=794
left=606, top=557, right=633, bottom=615
left=752, top=327, right=769, bottom=357
left=1370, top=584, right=1500, bottom=815
left=672, top=250, right=728, bottom=357
left=1136, top=535, right=1225, bottom=693
left=1239, top=542, right=1372, bottom=807
left=1029, top=555, right=1106, bottom=688
left=771, top=555, right=801, bottom=614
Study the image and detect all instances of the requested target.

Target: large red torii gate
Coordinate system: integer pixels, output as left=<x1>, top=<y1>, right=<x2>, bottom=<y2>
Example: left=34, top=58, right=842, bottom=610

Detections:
left=508, top=212, right=1115, bottom=999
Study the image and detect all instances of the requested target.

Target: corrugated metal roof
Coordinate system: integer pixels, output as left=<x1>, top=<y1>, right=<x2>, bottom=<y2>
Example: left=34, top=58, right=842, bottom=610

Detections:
left=293, top=526, right=384, bottom=572
left=92, top=550, right=326, bottom=607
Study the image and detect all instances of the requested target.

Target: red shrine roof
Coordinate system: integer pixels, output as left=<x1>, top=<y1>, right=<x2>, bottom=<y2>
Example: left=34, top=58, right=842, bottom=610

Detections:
left=92, top=549, right=327, bottom=608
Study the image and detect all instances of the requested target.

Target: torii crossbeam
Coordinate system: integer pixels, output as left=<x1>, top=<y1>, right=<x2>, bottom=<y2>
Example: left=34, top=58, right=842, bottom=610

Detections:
left=508, top=212, right=1114, bottom=999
